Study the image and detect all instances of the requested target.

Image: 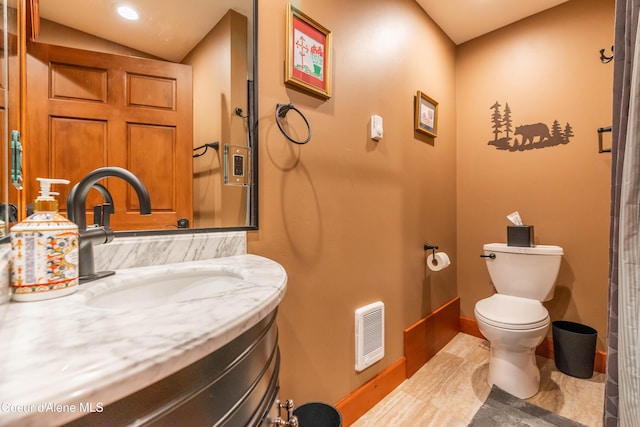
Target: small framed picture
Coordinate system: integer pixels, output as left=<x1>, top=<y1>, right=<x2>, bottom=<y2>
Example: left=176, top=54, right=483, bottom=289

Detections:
left=415, top=91, right=438, bottom=137
left=285, top=5, right=332, bottom=99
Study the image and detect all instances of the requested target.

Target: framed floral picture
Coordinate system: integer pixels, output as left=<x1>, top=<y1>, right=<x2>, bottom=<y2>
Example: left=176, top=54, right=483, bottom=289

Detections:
left=415, top=91, right=438, bottom=137
left=285, top=5, right=332, bottom=99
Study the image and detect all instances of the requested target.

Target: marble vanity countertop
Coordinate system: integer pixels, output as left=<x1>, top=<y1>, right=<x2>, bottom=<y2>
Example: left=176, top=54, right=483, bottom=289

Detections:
left=0, top=254, right=287, bottom=427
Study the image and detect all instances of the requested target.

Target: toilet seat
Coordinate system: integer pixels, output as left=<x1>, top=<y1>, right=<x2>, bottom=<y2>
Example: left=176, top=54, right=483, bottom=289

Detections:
left=475, top=294, right=549, bottom=330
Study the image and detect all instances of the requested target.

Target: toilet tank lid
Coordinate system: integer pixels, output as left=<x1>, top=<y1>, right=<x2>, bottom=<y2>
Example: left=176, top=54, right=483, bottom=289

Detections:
left=483, top=243, right=563, bottom=255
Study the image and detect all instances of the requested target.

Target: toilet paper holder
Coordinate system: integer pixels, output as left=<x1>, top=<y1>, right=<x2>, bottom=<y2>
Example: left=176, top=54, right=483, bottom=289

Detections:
left=424, top=243, right=439, bottom=258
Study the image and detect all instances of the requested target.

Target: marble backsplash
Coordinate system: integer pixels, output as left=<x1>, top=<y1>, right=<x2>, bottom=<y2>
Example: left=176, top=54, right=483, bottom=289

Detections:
left=93, top=231, right=247, bottom=271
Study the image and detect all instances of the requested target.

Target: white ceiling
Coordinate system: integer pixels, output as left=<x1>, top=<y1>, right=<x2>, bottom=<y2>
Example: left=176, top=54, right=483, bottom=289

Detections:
left=38, top=0, right=570, bottom=62
left=38, top=0, right=252, bottom=62
left=415, top=0, right=570, bottom=45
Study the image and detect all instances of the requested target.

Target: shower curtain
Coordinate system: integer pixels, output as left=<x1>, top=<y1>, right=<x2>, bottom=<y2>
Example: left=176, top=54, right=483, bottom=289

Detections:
left=606, top=1, right=640, bottom=425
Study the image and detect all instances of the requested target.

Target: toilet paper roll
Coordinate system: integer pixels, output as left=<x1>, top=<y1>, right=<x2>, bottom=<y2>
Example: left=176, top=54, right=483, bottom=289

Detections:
left=427, top=252, right=451, bottom=272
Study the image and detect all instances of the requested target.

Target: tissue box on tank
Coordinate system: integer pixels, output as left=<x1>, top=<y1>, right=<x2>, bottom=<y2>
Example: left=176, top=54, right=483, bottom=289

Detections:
left=507, top=225, right=534, bottom=247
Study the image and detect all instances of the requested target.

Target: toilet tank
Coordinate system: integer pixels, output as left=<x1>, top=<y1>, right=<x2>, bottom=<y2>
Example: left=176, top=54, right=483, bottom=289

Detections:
left=483, top=243, right=563, bottom=301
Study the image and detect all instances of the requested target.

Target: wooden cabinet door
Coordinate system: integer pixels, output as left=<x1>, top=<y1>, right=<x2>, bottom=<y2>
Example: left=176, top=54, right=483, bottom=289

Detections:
left=26, top=41, right=193, bottom=230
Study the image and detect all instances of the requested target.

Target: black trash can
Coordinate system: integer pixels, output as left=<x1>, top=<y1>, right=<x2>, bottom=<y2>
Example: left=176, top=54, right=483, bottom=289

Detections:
left=293, top=402, right=342, bottom=427
left=552, top=320, right=597, bottom=379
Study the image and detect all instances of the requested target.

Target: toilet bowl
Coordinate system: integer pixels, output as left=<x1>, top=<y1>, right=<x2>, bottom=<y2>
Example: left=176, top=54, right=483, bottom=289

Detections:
left=474, top=243, right=562, bottom=399
left=475, top=294, right=550, bottom=399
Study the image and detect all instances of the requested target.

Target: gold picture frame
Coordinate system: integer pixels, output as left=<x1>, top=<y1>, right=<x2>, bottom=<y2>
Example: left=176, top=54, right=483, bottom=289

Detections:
left=415, top=91, right=438, bottom=137
left=285, top=5, right=332, bottom=99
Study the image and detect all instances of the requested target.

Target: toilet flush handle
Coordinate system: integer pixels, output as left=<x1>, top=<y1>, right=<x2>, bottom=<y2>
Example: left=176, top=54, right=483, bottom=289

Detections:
left=480, top=253, right=496, bottom=259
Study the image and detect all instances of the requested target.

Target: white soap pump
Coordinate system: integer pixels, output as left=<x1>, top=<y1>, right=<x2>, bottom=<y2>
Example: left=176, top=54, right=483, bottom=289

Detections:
left=34, top=178, right=70, bottom=211
left=10, top=177, right=80, bottom=301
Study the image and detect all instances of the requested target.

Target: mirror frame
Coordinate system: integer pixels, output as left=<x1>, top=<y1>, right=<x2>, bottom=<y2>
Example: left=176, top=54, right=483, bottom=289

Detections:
left=1, top=0, right=9, bottom=241
left=20, top=0, right=259, bottom=238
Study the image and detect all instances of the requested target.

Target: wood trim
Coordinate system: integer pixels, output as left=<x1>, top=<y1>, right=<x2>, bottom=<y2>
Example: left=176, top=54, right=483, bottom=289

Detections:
left=19, top=0, right=28, bottom=221
left=460, top=315, right=606, bottom=373
left=27, top=0, right=40, bottom=40
left=460, top=315, right=482, bottom=338
left=404, top=297, right=460, bottom=377
left=334, top=357, right=407, bottom=427
left=594, top=350, right=607, bottom=374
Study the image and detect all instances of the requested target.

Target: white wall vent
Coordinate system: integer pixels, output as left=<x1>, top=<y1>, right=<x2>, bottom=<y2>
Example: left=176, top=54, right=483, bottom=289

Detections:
left=355, top=301, right=384, bottom=372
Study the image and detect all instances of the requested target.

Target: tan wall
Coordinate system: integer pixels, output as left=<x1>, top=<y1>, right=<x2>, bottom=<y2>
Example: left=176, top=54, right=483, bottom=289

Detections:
left=247, top=0, right=613, bottom=409
left=248, top=0, right=458, bottom=406
left=456, top=0, right=613, bottom=351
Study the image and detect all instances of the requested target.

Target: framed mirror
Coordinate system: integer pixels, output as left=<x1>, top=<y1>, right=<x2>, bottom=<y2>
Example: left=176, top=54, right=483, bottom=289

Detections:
left=13, top=0, right=257, bottom=235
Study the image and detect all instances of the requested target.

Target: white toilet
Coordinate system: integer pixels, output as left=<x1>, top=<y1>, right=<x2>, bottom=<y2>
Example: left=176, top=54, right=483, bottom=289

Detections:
left=474, top=243, right=563, bottom=399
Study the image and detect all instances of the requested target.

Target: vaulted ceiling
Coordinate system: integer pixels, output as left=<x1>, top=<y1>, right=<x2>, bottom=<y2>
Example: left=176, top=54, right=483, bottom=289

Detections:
left=415, top=0, right=569, bottom=45
left=38, top=0, right=570, bottom=62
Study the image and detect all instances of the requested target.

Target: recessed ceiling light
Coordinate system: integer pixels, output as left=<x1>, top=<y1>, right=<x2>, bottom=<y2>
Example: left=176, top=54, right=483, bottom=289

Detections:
left=117, top=5, right=139, bottom=21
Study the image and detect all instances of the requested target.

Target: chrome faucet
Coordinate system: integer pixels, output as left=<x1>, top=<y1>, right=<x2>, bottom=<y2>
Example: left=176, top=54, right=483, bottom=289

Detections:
left=69, top=167, right=151, bottom=283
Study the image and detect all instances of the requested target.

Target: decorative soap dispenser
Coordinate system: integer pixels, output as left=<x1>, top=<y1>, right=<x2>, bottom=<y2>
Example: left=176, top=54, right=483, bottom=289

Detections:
left=10, top=178, right=79, bottom=301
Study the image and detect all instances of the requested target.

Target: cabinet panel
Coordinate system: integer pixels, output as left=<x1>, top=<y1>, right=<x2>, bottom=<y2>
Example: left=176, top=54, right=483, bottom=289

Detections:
left=50, top=62, right=107, bottom=102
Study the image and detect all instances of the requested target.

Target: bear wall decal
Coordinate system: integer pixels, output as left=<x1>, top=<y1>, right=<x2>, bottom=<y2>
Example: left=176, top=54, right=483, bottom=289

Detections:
left=488, top=101, right=574, bottom=151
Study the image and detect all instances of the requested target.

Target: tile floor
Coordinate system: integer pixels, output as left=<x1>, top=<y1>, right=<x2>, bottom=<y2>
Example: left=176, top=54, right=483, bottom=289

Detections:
left=352, top=333, right=605, bottom=427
